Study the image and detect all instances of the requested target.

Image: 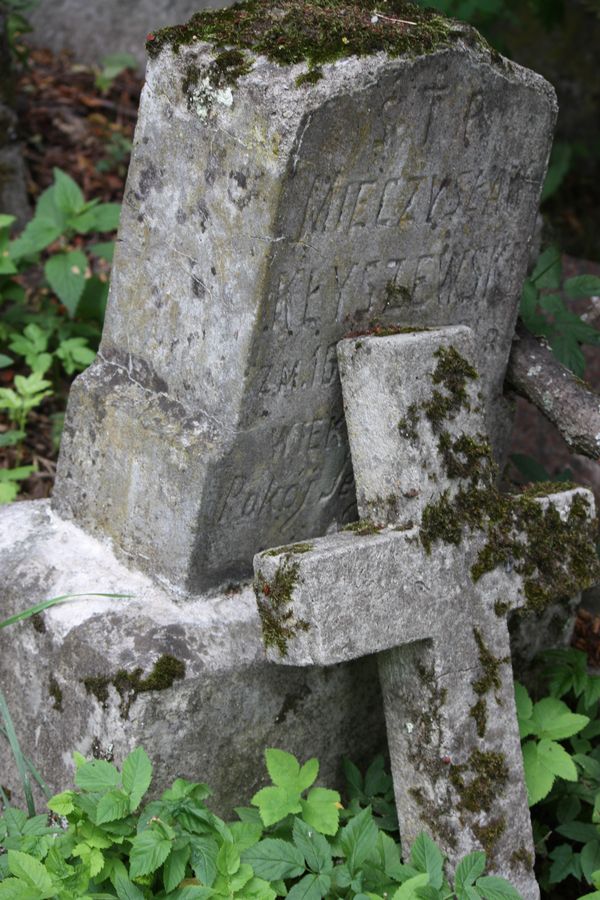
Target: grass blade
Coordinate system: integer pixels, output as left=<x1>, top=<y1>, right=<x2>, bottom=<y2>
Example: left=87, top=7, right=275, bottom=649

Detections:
left=0, top=592, right=131, bottom=631
left=0, top=688, right=35, bottom=816
left=0, top=725, right=52, bottom=799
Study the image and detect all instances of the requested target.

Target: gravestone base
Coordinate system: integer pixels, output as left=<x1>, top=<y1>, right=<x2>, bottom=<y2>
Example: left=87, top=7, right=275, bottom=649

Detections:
left=0, top=500, right=385, bottom=808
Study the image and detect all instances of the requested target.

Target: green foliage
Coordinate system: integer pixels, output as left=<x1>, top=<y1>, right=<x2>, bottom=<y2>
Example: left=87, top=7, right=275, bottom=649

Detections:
left=0, top=748, right=520, bottom=899
left=521, top=650, right=600, bottom=893
left=509, top=453, right=573, bottom=486
left=0, top=0, right=40, bottom=62
left=519, top=247, right=600, bottom=377
left=94, top=53, right=138, bottom=93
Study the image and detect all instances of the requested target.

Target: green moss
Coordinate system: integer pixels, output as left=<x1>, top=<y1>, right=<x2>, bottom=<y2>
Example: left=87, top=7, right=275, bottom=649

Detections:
left=438, top=432, right=493, bottom=483
left=473, top=817, right=506, bottom=859
left=31, top=613, right=46, bottom=634
left=450, top=749, right=509, bottom=814
left=295, top=67, right=323, bottom=86
left=520, top=481, right=578, bottom=498
left=49, top=677, right=63, bottom=712
left=82, top=655, right=186, bottom=719
left=494, top=600, right=511, bottom=617
left=468, top=628, right=509, bottom=738
left=345, top=322, right=430, bottom=340
left=398, top=403, right=419, bottom=442
left=262, top=542, right=313, bottom=557
left=146, top=0, right=457, bottom=81
left=423, top=345, right=478, bottom=432
left=343, top=519, right=384, bottom=535
left=385, top=280, right=412, bottom=307
left=254, top=556, right=309, bottom=656
left=511, top=846, right=534, bottom=871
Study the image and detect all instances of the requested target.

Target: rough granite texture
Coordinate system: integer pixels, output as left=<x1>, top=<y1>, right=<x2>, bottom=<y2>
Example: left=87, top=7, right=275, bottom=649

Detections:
left=53, top=36, right=556, bottom=594
left=254, top=329, right=599, bottom=899
left=0, top=500, right=385, bottom=812
left=28, top=0, right=226, bottom=66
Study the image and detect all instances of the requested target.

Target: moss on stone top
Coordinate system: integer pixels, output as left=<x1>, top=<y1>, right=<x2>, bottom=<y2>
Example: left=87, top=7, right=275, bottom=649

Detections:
left=146, top=0, right=457, bottom=73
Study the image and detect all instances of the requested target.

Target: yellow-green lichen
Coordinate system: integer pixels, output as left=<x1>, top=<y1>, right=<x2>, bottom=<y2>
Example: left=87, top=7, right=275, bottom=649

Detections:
left=469, top=628, right=509, bottom=738
left=450, top=749, right=509, bottom=814
left=82, top=654, right=186, bottom=719
left=423, top=345, right=479, bottom=432
left=254, top=556, right=309, bottom=656
left=343, top=519, right=384, bottom=536
left=473, top=817, right=506, bottom=860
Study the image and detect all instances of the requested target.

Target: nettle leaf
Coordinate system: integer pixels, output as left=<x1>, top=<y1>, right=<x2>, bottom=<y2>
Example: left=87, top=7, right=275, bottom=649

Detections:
left=474, top=874, right=522, bottom=899
left=292, top=817, right=333, bottom=874
left=229, top=821, right=263, bottom=853
left=216, top=841, right=240, bottom=877
left=582, top=842, right=600, bottom=884
left=44, top=250, right=88, bottom=317
left=113, top=871, right=146, bottom=900
left=129, top=827, right=173, bottom=878
left=410, top=832, right=444, bottom=888
left=556, top=821, right=599, bottom=844
left=549, top=842, right=580, bottom=884
left=242, top=838, right=305, bottom=881
left=90, top=203, right=121, bottom=232
left=10, top=218, right=62, bottom=259
left=531, top=697, right=589, bottom=740
left=549, top=333, right=585, bottom=377
left=301, top=787, right=341, bottom=836
left=252, top=785, right=302, bottom=827
left=340, top=807, right=379, bottom=872
left=75, top=759, right=121, bottom=792
left=122, top=746, right=152, bottom=811
left=0, top=879, right=44, bottom=899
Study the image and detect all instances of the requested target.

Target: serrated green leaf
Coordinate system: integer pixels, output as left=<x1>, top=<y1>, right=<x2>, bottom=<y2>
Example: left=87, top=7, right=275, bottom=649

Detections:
left=556, top=821, right=599, bottom=843
left=75, top=758, right=121, bottom=792
left=54, top=168, right=85, bottom=216
left=391, top=873, right=429, bottom=898
left=190, top=835, right=218, bottom=887
left=409, top=832, right=443, bottom=888
left=0, top=879, right=43, bottom=899
left=10, top=218, right=62, bottom=259
left=7, top=851, right=54, bottom=897
left=44, top=250, right=88, bottom=317
left=292, top=817, right=333, bottom=873
left=531, top=246, right=562, bottom=290
left=96, top=789, right=130, bottom=824
left=252, top=785, right=302, bottom=827
left=242, top=838, right=305, bottom=881
left=129, top=827, right=173, bottom=878
left=86, top=203, right=121, bottom=233
left=537, top=739, right=578, bottom=781
left=122, top=746, right=152, bottom=811
left=47, top=790, right=75, bottom=816
left=301, top=787, right=341, bottom=836
left=216, top=841, right=240, bottom=877
left=114, top=871, right=146, bottom=900
left=163, top=843, right=191, bottom=893
left=265, top=749, right=303, bottom=788
left=286, top=872, right=329, bottom=900
left=340, top=807, right=378, bottom=872
left=522, top=740, right=555, bottom=806
left=475, top=874, right=523, bottom=899
left=454, top=850, right=486, bottom=891
left=229, top=821, right=263, bottom=853
left=531, top=697, right=589, bottom=740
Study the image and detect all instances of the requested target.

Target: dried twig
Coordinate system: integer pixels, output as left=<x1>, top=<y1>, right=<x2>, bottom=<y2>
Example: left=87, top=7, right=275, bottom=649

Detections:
left=372, top=10, right=418, bottom=26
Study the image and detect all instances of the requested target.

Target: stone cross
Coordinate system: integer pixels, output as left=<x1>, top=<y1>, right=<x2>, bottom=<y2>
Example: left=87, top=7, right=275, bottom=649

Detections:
left=253, top=326, right=599, bottom=900
left=51, top=5, right=557, bottom=594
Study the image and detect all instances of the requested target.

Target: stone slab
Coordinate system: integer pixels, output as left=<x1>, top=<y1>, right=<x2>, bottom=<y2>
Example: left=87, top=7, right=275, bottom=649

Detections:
left=0, top=501, right=385, bottom=811
left=53, top=32, right=557, bottom=594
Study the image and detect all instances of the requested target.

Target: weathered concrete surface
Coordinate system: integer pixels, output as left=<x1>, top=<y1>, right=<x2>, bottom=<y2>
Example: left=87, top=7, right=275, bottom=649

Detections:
left=0, top=500, right=385, bottom=811
left=254, top=329, right=599, bottom=898
left=28, top=0, right=230, bottom=67
left=53, top=36, right=556, bottom=594
left=0, top=13, right=29, bottom=229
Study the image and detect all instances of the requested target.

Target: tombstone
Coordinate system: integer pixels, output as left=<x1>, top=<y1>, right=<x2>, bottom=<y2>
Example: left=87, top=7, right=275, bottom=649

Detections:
left=254, top=327, right=599, bottom=899
left=0, top=3, right=559, bottom=811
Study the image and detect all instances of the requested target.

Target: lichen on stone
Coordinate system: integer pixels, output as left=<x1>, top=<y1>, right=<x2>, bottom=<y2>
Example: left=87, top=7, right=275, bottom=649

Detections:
left=254, top=555, right=309, bottom=656
left=343, top=518, right=384, bottom=536
left=262, top=541, right=313, bottom=557
left=423, top=344, right=479, bottom=433
left=469, top=627, right=509, bottom=738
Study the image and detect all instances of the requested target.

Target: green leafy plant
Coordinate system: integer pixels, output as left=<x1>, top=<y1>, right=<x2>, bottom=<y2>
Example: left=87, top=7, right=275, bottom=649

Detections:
left=0, top=746, right=522, bottom=899
left=520, top=247, right=600, bottom=377
left=0, top=370, right=52, bottom=432
left=94, top=52, right=138, bottom=93
left=518, top=651, right=600, bottom=893
left=516, top=681, right=589, bottom=806
left=0, top=0, right=40, bottom=62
